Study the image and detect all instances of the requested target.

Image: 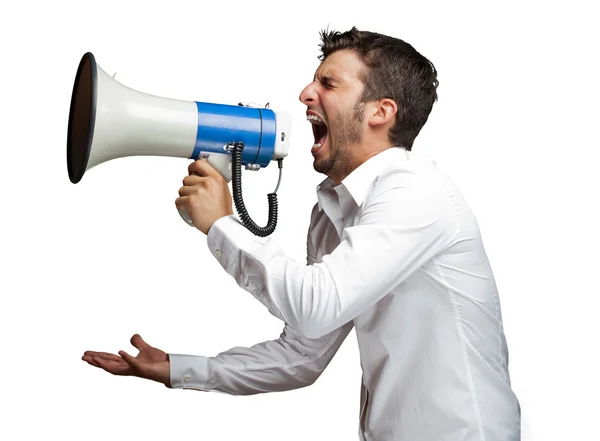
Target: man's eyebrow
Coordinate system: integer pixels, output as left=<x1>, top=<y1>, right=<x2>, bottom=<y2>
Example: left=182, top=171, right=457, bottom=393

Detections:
left=313, top=73, right=339, bottom=84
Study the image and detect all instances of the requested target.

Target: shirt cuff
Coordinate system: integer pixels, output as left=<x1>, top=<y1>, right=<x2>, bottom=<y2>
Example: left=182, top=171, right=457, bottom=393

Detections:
left=206, top=214, right=265, bottom=271
left=168, top=353, right=211, bottom=390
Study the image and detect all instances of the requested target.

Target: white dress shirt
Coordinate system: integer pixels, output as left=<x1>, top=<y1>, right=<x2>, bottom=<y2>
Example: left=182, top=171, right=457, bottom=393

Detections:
left=168, top=147, right=521, bottom=441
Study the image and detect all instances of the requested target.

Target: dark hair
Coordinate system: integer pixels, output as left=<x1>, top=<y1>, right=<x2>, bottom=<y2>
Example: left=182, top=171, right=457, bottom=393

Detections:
left=318, top=27, right=439, bottom=150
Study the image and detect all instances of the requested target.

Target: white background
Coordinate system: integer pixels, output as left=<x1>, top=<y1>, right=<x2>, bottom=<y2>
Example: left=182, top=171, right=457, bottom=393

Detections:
left=1, top=1, right=598, bottom=440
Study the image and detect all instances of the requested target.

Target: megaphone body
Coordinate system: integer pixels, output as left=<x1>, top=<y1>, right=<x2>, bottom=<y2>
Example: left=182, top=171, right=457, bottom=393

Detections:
left=67, top=52, right=291, bottom=236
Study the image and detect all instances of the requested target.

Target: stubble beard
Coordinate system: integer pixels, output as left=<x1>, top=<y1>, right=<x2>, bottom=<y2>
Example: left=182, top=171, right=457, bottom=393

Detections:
left=314, top=101, right=366, bottom=178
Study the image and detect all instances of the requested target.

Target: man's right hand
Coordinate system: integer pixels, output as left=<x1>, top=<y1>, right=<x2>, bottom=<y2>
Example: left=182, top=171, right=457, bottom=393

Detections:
left=82, top=334, right=171, bottom=387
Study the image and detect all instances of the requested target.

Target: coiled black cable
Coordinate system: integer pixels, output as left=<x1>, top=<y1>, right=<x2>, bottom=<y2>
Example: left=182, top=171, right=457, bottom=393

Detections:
left=230, top=142, right=279, bottom=237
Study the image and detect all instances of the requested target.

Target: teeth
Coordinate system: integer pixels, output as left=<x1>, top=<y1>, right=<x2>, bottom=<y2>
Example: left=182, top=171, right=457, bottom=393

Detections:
left=307, top=114, right=324, bottom=124
left=312, top=143, right=322, bottom=149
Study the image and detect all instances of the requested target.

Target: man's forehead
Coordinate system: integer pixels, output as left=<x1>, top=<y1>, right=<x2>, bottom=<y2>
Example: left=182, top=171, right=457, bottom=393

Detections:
left=313, top=50, right=365, bottom=82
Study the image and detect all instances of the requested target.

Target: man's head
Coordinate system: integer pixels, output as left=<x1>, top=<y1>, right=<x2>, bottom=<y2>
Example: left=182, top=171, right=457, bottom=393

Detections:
left=299, top=27, right=439, bottom=183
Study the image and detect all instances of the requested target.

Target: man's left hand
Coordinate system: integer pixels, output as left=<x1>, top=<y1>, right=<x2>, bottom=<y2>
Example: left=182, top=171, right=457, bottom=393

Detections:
left=175, top=159, right=234, bottom=235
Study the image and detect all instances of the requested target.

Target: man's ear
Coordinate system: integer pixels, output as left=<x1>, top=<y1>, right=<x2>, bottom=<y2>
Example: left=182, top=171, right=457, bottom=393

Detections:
left=368, top=98, right=397, bottom=127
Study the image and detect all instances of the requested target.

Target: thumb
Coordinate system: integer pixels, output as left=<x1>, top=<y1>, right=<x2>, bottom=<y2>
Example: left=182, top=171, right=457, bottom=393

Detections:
left=119, top=350, right=146, bottom=374
left=130, top=334, right=150, bottom=351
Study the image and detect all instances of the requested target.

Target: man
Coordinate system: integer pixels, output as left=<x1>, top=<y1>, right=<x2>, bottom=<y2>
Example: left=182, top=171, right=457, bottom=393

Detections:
left=83, top=27, right=521, bottom=440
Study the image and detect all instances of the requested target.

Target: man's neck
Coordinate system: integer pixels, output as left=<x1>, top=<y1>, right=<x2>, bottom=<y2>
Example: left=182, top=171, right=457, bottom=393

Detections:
left=328, top=142, right=395, bottom=185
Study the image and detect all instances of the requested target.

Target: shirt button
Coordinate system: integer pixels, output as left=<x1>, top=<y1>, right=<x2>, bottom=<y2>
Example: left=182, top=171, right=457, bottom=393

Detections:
left=215, top=249, right=221, bottom=257
left=184, top=375, right=191, bottom=383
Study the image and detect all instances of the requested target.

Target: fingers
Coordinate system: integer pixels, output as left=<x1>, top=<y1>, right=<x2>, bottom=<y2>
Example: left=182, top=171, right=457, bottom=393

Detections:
left=182, top=174, right=206, bottom=186
left=178, top=185, right=201, bottom=198
left=93, top=357, right=130, bottom=375
left=175, top=196, right=188, bottom=211
left=82, top=354, right=100, bottom=368
left=82, top=353, right=130, bottom=376
left=119, top=350, right=145, bottom=376
left=83, top=351, right=122, bottom=363
left=179, top=175, right=209, bottom=198
left=130, top=334, right=150, bottom=351
left=188, top=159, right=202, bottom=175
left=188, top=158, right=220, bottom=179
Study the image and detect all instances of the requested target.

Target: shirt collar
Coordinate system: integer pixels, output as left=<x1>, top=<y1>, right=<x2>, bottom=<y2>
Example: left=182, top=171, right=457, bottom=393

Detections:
left=316, top=147, right=409, bottom=211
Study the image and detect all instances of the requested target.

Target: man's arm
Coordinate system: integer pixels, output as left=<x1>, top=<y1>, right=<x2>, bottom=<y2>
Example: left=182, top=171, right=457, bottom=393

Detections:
left=82, top=322, right=353, bottom=393
left=168, top=320, right=353, bottom=394
left=206, top=168, right=460, bottom=339
left=169, top=224, right=353, bottom=395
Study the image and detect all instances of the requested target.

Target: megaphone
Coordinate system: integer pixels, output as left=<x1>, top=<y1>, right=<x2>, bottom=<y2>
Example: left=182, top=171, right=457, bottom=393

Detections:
left=67, top=52, right=291, bottom=237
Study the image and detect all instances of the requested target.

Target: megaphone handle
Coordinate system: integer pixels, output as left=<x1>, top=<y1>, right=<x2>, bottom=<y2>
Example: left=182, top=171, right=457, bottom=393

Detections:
left=178, top=153, right=232, bottom=227
left=178, top=207, right=195, bottom=227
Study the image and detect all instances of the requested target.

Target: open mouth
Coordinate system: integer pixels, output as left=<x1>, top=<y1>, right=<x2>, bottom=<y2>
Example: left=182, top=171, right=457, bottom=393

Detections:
left=307, top=113, right=328, bottom=152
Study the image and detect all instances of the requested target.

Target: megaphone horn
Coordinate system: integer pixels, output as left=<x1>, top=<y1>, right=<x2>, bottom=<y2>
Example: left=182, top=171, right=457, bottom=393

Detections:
left=67, top=52, right=291, bottom=237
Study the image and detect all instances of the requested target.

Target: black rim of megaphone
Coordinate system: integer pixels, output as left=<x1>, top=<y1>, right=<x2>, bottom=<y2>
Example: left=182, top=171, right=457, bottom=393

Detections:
left=67, top=52, right=97, bottom=184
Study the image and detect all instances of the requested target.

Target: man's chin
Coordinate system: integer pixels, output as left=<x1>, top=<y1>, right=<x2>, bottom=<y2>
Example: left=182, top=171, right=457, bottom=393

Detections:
left=313, top=157, right=333, bottom=175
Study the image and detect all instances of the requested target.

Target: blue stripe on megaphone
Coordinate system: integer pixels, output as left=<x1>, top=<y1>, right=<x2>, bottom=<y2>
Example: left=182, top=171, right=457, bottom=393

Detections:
left=191, top=102, right=276, bottom=167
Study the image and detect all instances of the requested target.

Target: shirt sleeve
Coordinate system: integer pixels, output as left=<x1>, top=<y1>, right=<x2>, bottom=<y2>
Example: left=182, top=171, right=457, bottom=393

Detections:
left=168, top=221, right=354, bottom=395
left=207, top=168, right=459, bottom=339
left=168, top=320, right=353, bottom=394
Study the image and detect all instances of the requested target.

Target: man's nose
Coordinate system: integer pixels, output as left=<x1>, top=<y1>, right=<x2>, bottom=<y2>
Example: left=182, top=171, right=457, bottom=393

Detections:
left=299, top=82, right=317, bottom=106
